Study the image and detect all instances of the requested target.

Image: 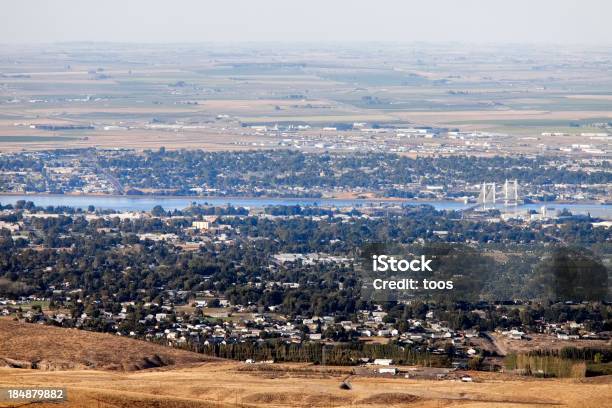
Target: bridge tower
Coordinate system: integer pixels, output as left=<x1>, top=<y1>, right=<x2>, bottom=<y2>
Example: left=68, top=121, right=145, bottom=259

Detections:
left=503, top=179, right=519, bottom=206
left=478, top=182, right=497, bottom=210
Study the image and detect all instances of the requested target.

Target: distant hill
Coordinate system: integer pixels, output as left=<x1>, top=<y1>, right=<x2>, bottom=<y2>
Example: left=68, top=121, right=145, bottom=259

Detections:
left=0, top=318, right=214, bottom=371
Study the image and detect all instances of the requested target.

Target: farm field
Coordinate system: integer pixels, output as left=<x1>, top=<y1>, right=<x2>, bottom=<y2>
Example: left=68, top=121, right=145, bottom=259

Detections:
left=1, top=43, right=610, bottom=155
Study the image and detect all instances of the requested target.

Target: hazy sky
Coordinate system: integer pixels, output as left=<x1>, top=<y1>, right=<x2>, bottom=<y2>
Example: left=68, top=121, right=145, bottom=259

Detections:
left=2, top=0, right=611, bottom=44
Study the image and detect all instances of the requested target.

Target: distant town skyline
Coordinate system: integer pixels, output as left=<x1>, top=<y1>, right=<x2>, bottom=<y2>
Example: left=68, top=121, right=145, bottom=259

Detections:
left=2, top=0, right=611, bottom=45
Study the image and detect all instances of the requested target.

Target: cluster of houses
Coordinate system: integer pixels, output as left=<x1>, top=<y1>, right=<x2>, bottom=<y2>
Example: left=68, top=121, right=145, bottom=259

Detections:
left=2, top=289, right=609, bottom=381
left=499, top=320, right=606, bottom=342
left=1, top=296, right=482, bottom=373
left=4, top=290, right=607, bottom=348
left=0, top=294, right=479, bottom=356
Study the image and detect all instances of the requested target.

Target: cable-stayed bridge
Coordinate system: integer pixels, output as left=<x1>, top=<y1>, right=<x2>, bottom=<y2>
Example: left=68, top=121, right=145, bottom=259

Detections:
left=476, top=180, right=519, bottom=210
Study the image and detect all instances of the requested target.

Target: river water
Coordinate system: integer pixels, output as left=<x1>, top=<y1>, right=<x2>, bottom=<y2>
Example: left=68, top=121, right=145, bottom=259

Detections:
left=0, top=194, right=610, bottom=218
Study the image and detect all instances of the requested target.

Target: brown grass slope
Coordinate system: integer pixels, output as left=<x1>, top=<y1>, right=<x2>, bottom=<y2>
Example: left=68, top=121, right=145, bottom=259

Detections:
left=0, top=318, right=214, bottom=371
left=0, top=362, right=611, bottom=408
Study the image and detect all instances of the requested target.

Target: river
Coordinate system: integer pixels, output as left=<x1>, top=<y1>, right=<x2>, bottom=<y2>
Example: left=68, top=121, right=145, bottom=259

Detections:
left=0, top=194, right=610, bottom=218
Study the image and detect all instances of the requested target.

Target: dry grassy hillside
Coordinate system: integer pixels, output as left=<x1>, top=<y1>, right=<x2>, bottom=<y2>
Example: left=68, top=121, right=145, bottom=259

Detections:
left=1, top=362, right=611, bottom=408
left=0, top=318, right=214, bottom=371
left=0, top=320, right=610, bottom=407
